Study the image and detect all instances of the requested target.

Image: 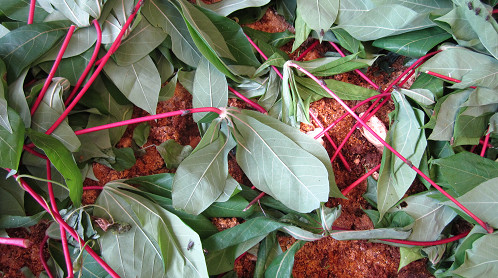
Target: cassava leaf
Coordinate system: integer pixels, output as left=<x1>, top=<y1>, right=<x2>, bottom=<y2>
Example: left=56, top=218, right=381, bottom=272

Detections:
left=452, top=233, right=498, bottom=277
left=296, top=0, right=338, bottom=31
left=37, top=25, right=97, bottom=63
left=0, top=0, right=49, bottom=22
left=254, top=232, right=282, bottom=278
left=7, top=69, right=31, bottom=128
left=49, top=0, right=90, bottom=27
left=0, top=108, right=24, bottom=171
left=26, top=129, right=83, bottom=207
left=103, top=55, right=160, bottom=116
left=335, top=0, right=374, bottom=25
left=377, top=91, right=427, bottom=219
left=295, top=75, right=378, bottom=101
left=95, top=182, right=209, bottom=278
left=264, top=240, right=305, bottom=278
left=228, top=109, right=330, bottom=212
left=292, top=8, right=311, bottom=52
left=198, top=0, right=270, bottom=16
left=0, top=22, right=68, bottom=79
left=156, top=139, right=193, bottom=169
left=331, top=228, right=411, bottom=241
left=192, top=57, right=228, bottom=122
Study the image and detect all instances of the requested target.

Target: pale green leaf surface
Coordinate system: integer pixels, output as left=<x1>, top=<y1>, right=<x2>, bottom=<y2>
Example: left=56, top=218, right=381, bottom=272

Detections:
left=49, top=0, right=90, bottom=27
left=26, top=129, right=83, bottom=207
left=377, top=92, right=427, bottom=219
left=156, top=139, right=193, bottom=169
left=400, top=88, right=435, bottom=106
left=0, top=173, right=24, bottom=216
left=335, top=0, right=374, bottom=25
left=453, top=233, right=498, bottom=278
left=192, top=57, right=228, bottom=122
left=0, top=22, right=67, bottom=79
left=391, top=192, right=456, bottom=241
left=264, top=240, right=305, bottom=278
left=295, top=76, right=378, bottom=101
left=37, top=26, right=97, bottom=62
left=335, top=4, right=435, bottom=41
left=75, top=0, right=103, bottom=18
left=96, top=182, right=208, bottom=278
left=292, top=9, right=312, bottom=52
left=331, top=228, right=411, bottom=240
left=229, top=109, right=330, bottom=212
left=198, top=0, right=270, bottom=16
left=373, top=0, right=453, bottom=13
left=463, top=87, right=498, bottom=107
left=39, top=48, right=93, bottom=85
left=114, top=18, right=168, bottom=66
left=444, top=177, right=498, bottom=228
left=103, top=56, right=160, bottom=115
left=254, top=232, right=281, bottom=278
left=203, top=195, right=253, bottom=218
left=399, top=247, right=424, bottom=271
left=297, top=0, right=338, bottom=31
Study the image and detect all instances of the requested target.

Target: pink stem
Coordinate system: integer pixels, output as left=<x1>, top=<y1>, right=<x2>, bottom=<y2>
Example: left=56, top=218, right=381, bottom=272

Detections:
left=64, top=20, right=102, bottom=106
left=425, top=70, right=463, bottom=83
left=23, top=145, right=48, bottom=160
left=480, top=139, right=494, bottom=148
left=287, top=62, right=493, bottom=234
left=39, top=235, right=54, bottom=278
left=46, top=161, right=73, bottom=277
left=75, top=107, right=222, bottom=135
left=380, top=231, right=470, bottom=246
left=83, top=186, right=105, bottom=191
left=243, top=191, right=265, bottom=211
left=28, top=0, right=36, bottom=24
left=228, top=86, right=267, bottom=113
left=480, top=129, right=491, bottom=157
left=31, top=25, right=76, bottom=116
left=0, top=237, right=29, bottom=248
left=244, top=34, right=284, bottom=79
left=296, top=40, right=320, bottom=61
left=341, top=164, right=381, bottom=195
left=11, top=173, right=121, bottom=278
left=328, top=42, right=379, bottom=90
left=234, top=251, right=247, bottom=265
left=309, top=110, right=351, bottom=171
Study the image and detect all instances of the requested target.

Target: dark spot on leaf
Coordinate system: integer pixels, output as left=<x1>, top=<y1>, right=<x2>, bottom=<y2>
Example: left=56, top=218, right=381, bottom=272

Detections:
left=475, top=7, right=481, bottom=15
left=467, top=2, right=473, bottom=10
left=187, top=240, right=194, bottom=250
left=400, top=202, right=408, bottom=208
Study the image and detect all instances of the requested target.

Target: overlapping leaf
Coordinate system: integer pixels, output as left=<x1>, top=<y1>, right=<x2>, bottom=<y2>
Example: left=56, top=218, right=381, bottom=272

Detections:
left=296, top=0, right=338, bottom=32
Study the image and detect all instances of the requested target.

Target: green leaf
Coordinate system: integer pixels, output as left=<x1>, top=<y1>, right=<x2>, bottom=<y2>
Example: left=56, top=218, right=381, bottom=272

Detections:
left=39, top=47, right=94, bottom=85
left=37, top=25, right=97, bottom=63
left=26, top=129, right=83, bottom=207
left=431, top=152, right=498, bottom=195
left=453, top=233, right=498, bottom=277
left=292, top=8, right=311, bottom=52
left=228, top=109, right=331, bottom=212
left=335, top=4, right=435, bottom=41
left=399, top=247, right=424, bottom=271
left=202, top=195, right=254, bottom=218
left=293, top=54, right=368, bottom=77
left=49, top=0, right=90, bottom=27
left=192, top=57, right=228, bottom=122
left=254, top=232, right=282, bottom=278
left=264, top=240, right=305, bottom=278
left=103, top=55, right=160, bottom=116
left=95, top=182, right=209, bottom=277
left=7, top=69, right=31, bottom=127
left=0, top=59, right=11, bottom=132
left=330, top=228, right=411, bottom=240
left=142, top=0, right=201, bottom=67
left=0, top=108, right=25, bottom=170
left=444, top=177, right=498, bottom=228
left=372, top=27, right=451, bottom=58
left=0, top=211, right=47, bottom=229
left=133, top=123, right=150, bottom=147
left=295, top=75, right=378, bottom=101
left=364, top=210, right=414, bottom=229
left=172, top=120, right=236, bottom=214
left=0, top=0, right=49, bottom=22
left=332, top=28, right=363, bottom=56
left=399, top=88, right=435, bottom=106
left=0, top=22, right=68, bottom=79
left=420, top=47, right=498, bottom=89
left=296, top=0, right=338, bottom=31
left=31, top=78, right=81, bottom=152
left=0, top=171, right=25, bottom=215
left=335, top=0, right=374, bottom=25
left=391, top=192, right=456, bottom=241
left=156, top=139, right=193, bottom=169
left=377, top=91, right=427, bottom=219
left=114, top=18, right=168, bottom=66
left=198, top=0, right=270, bottom=16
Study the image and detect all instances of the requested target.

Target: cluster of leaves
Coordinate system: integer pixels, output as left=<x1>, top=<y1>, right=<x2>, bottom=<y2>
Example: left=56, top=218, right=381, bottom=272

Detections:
left=0, top=0, right=497, bottom=277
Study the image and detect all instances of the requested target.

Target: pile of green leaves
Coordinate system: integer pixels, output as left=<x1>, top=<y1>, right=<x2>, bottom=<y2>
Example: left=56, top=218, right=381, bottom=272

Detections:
left=0, top=0, right=497, bottom=277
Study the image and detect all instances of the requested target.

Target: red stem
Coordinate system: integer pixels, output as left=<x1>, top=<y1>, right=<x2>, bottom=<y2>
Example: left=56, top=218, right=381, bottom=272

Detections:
left=341, top=164, right=381, bottom=196
left=228, top=86, right=267, bottom=113
left=480, top=129, right=491, bottom=157
left=0, top=237, right=29, bottom=248
left=39, top=235, right=54, bottom=278
left=28, top=0, right=36, bottom=24
left=296, top=40, right=320, bottom=61
left=23, top=145, right=48, bottom=160
left=243, top=191, right=265, bottom=211
left=380, top=231, right=470, bottom=246
left=288, top=62, right=493, bottom=233
left=46, top=161, right=73, bottom=277
left=83, top=186, right=105, bottom=191
left=424, top=70, right=477, bottom=89
left=328, top=41, right=379, bottom=90
left=31, top=25, right=76, bottom=116
left=309, top=110, right=351, bottom=171
left=75, top=107, right=222, bottom=136
left=64, top=20, right=102, bottom=106
left=245, top=34, right=284, bottom=79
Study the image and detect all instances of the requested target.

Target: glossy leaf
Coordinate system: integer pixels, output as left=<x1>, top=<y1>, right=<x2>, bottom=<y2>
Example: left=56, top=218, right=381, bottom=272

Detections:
left=172, top=120, right=236, bottom=214
left=444, top=177, right=498, bottom=227
left=0, top=108, right=24, bottom=171
left=297, top=0, right=338, bottom=31
left=391, top=192, right=456, bottom=241
left=114, top=18, right=168, bottom=66
left=372, top=27, right=451, bottom=58
left=95, top=182, right=209, bottom=277
left=335, top=4, right=435, bottom=41
left=198, top=0, right=270, bottom=16
left=264, top=240, right=305, bottom=278
left=192, top=57, right=228, bottom=122
left=452, top=233, right=498, bottom=277
left=377, top=92, right=427, bottom=219
left=26, top=129, right=83, bottom=207
left=229, top=109, right=331, bottom=212
left=0, top=60, right=11, bottom=132
left=142, top=0, right=201, bottom=67
left=103, top=56, right=160, bottom=116
left=420, top=47, right=498, bottom=89
left=0, top=22, right=67, bottom=79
